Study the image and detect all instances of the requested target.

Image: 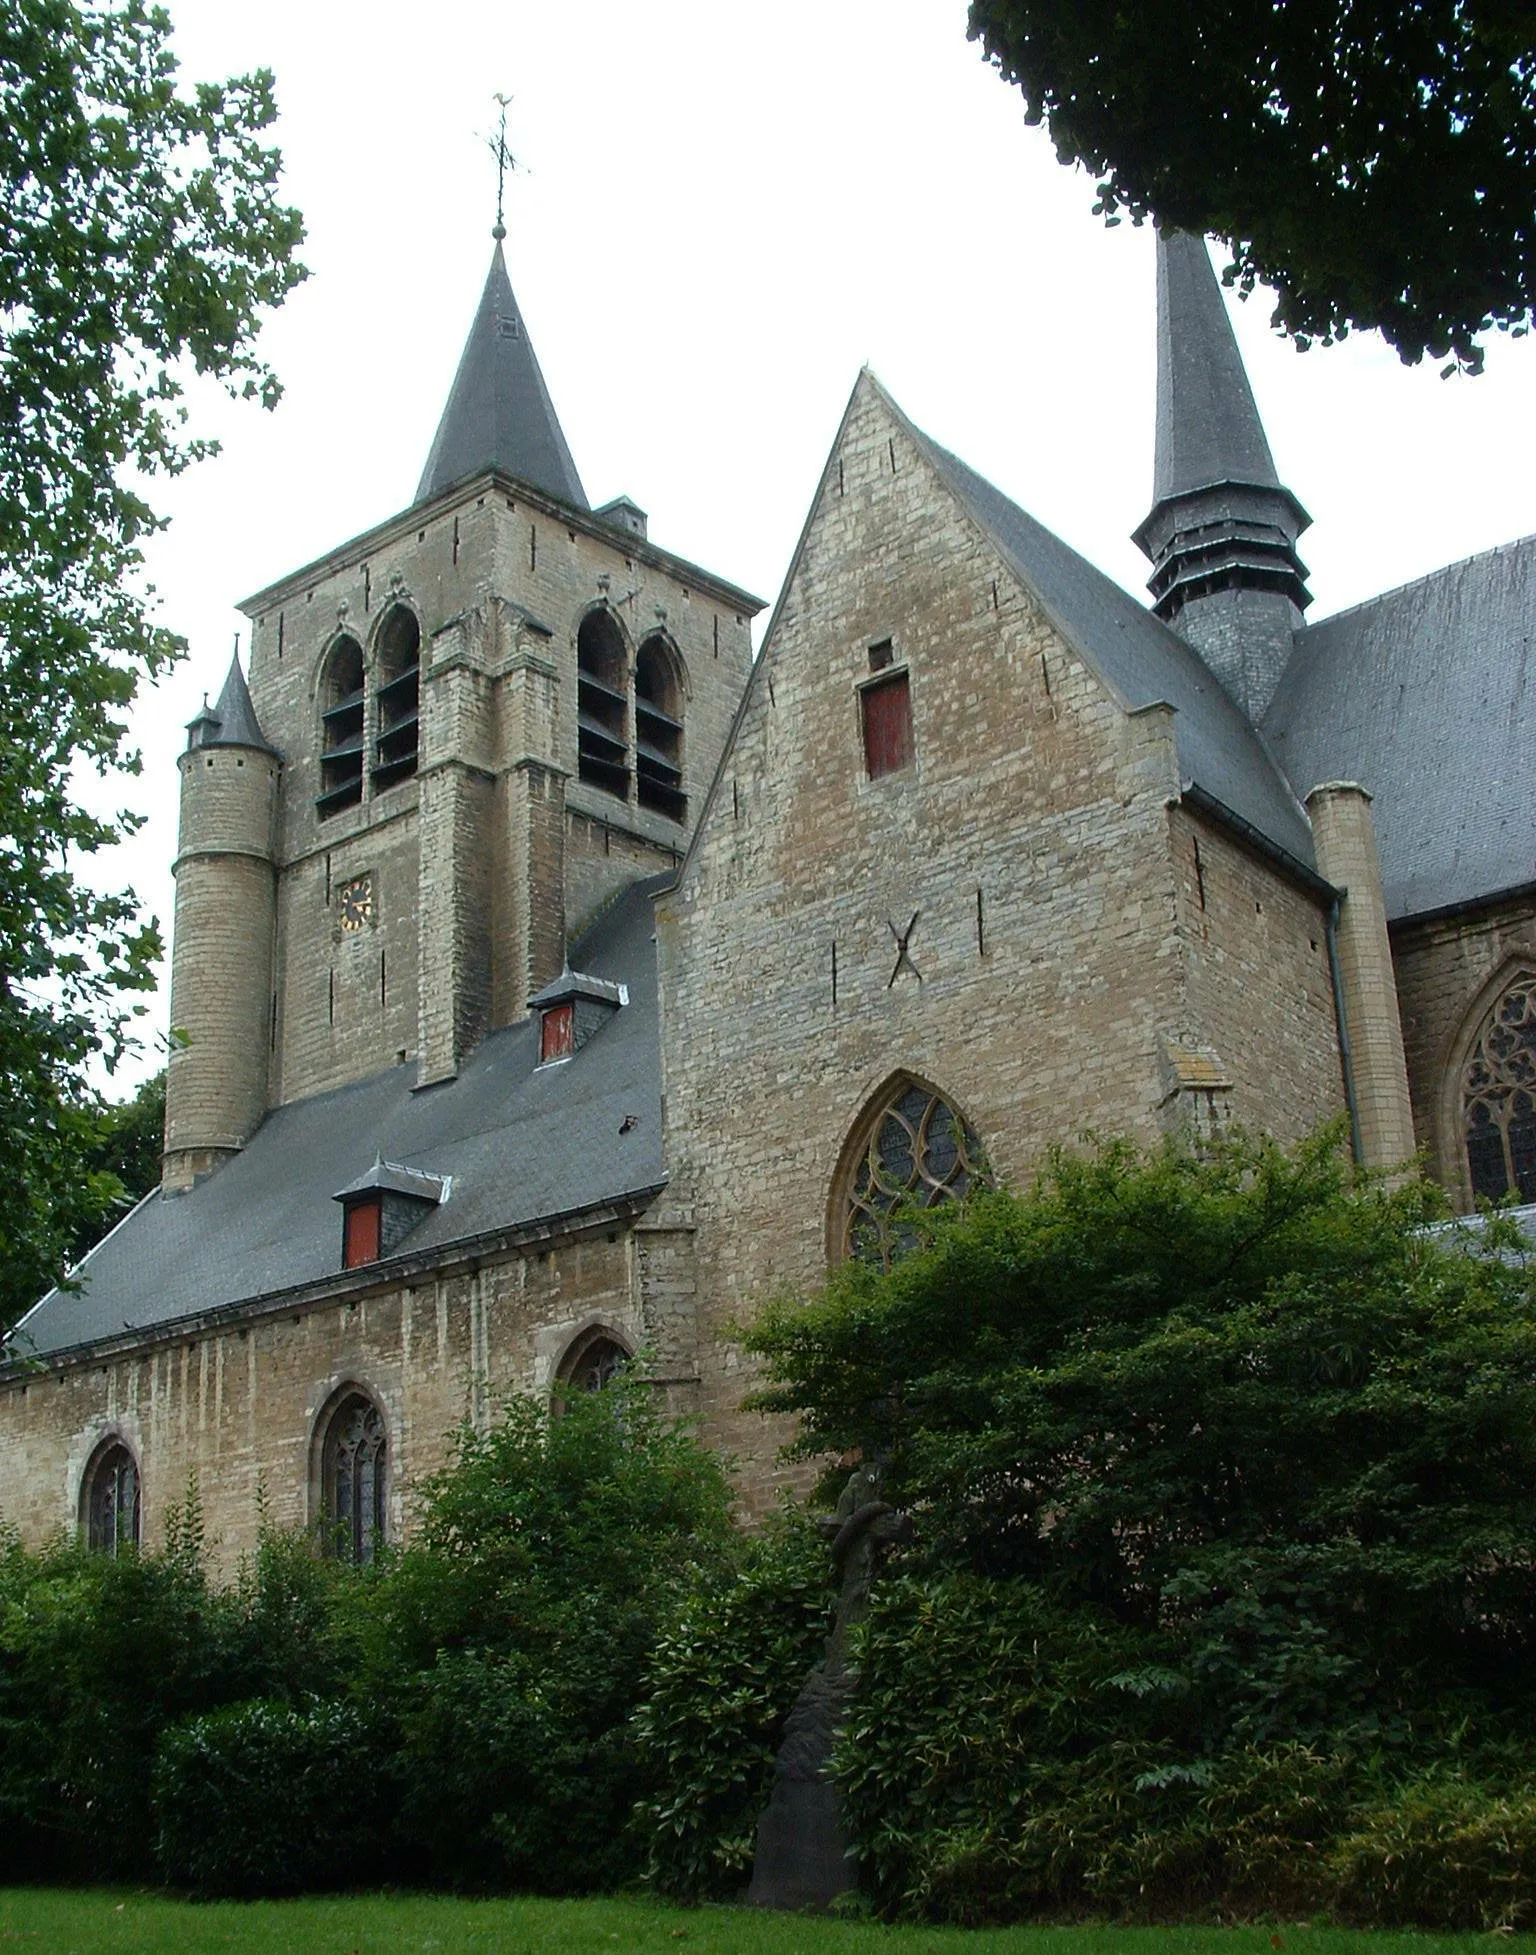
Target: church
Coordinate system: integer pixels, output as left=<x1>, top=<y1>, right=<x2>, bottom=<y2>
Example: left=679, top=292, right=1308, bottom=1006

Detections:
left=3, top=225, right=1534, bottom=1571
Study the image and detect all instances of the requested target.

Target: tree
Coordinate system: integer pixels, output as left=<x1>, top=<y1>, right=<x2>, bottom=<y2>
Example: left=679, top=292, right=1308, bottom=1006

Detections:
left=0, top=1, right=304, bottom=1331
left=745, top=1131, right=1536, bottom=1739
left=967, top=0, right=1536, bottom=372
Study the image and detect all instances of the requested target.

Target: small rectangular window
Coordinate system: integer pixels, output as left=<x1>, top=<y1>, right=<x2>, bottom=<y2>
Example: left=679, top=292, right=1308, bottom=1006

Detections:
left=867, top=638, right=894, bottom=672
left=861, top=671, right=914, bottom=778
left=343, top=1199, right=381, bottom=1269
left=540, top=1002, right=575, bottom=1064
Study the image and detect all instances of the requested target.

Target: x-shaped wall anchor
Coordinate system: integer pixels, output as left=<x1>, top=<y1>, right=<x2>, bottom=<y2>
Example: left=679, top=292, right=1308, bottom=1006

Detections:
left=887, top=910, right=922, bottom=988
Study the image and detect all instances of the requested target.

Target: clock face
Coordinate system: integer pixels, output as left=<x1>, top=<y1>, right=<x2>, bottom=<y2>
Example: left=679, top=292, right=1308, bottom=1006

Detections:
left=338, top=874, right=375, bottom=933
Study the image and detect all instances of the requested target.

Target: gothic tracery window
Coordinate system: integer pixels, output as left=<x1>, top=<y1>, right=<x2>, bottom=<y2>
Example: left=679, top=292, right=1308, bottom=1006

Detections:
left=840, top=1080, right=985, bottom=1268
left=557, top=1329, right=632, bottom=1395
left=82, top=1440, right=140, bottom=1556
left=1462, top=971, right=1536, bottom=1203
left=320, top=1391, right=388, bottom=1564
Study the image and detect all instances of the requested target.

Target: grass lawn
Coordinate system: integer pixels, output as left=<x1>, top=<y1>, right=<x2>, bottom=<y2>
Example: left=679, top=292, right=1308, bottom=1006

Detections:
left=1, top=1891, right=1533, bottom=1955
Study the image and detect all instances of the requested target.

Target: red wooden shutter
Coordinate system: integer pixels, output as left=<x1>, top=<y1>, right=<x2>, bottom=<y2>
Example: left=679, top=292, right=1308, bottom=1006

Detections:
left=861, top=672, right=913, bottom=778
left=343, top=1199, right=381, bottom=1269
left=541, top=1002, right=575, bottom=1063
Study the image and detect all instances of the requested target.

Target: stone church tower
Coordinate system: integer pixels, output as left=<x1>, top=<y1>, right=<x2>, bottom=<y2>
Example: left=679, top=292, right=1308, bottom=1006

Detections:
left=165, top=237, right=757, bottom=1139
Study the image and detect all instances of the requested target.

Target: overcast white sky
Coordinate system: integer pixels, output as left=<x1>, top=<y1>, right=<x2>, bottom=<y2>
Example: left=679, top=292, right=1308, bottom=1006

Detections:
left=94, top=0, right=1536, bottom=1089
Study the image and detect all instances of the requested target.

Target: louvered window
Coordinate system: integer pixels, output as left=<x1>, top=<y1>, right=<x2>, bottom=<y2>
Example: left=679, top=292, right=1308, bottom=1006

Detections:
left=373, top=606, right=421, bottom=792
left=317, top=634, right=365, bottom=818
left=577, top=610, right=630, bottom=798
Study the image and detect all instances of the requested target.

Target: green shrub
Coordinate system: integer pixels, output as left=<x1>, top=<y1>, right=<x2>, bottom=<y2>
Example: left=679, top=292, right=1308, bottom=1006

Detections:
left=1332, top=1771, right=1536, bottom=1930
left=154, top=1698, right=391, bottom=1896
left=633, top=1513, right=833, bottom=1899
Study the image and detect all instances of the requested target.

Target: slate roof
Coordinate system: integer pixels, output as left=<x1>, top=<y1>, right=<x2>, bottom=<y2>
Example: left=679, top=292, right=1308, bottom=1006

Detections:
left=1263, top=536, right=1536, bottom=921
left=190, top=654, right=277, bottom=756
left=1151, top=231, right=1282, bottom=502
left=416, top=243, right=589, bottom=510
left=892, top=392, right=1317, bottom=870
left=6, top=879, right=667, bottom=1365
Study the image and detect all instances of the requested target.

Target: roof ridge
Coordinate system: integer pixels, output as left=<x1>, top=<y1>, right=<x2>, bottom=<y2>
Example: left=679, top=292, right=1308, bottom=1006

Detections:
left=1300, top=532, right=1536, bottom=635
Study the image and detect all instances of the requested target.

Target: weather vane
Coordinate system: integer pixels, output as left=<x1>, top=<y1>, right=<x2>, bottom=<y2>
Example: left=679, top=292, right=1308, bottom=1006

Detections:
left=487, top=93, right=518, bottom=242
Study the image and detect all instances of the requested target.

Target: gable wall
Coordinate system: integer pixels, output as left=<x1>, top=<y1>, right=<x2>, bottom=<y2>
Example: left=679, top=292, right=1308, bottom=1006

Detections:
left=658, top=381, right=1193, bottom=1502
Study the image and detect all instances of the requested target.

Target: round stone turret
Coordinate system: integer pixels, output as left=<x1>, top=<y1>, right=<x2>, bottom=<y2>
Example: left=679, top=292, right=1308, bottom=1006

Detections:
left=162, top=656, right=280, bottom=1193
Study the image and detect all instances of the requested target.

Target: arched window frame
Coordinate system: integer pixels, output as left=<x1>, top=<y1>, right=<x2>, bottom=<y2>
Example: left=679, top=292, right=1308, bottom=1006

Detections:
left=634, top=630, right=688, bottom=822
left=312, top=1384, right=390, bottom=1564
left=371, top=603, right=421, bottom=793
left=1442, top=954, right=1536, bottom=1208
left=316, top=631, right=366, bottom=818
left=554, top=1324, right=635, bottom=1397
left=575, top=604, right=633, bottom=802
left=828, top=1072, right=988, bottom=1270
left=80, top=1434, right=140, bottom=1556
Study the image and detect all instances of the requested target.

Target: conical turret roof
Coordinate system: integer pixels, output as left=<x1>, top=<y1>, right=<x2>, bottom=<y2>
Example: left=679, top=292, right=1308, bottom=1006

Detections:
left=416, top=244, right=588, bottom=510
left=1152, top=231, right=1280, bottom=502
left=188, top=652, right=276, bottom=755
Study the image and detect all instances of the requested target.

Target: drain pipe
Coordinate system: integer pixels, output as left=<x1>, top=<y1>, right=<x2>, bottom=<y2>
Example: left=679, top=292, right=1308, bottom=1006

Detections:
left=1325, top=892, right=1364, bottom=1166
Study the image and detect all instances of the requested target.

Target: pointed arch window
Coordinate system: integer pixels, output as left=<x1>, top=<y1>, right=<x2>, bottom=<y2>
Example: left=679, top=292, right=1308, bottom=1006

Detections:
left=317, top=634, right=365, bottom=817
left=576, top=609, right=630, bottom=799
left=1462, top=971, right=1536, bottom=1203
left=320, top=1391, right=388, bottom=1564
left=556, top=1327, right=632, bottom=1395
left=838, top=1080, right=985, bottom=1268
left=82, top=1439, right=140, bottom=1556
left=373, top=606, right=421, bottom=791
left=635, top=634, right=686, bottom=821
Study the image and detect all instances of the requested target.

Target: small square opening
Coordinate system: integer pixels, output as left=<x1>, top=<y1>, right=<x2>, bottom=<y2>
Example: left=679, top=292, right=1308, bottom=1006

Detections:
left=867, top=637, right=894, bottom=672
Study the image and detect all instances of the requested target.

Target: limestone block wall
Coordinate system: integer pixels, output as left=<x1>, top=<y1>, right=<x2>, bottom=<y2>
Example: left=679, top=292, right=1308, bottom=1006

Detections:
left=658, top=377, right=1192, bottom=1505
left=1392, top=891, right=1536, bottom=1203
left=236, top=474, right=755, bottom=1106
left=1171, top=804, right=1343, bottom=1142
left=0, top=1222, right=644, bottom=1578
left=164, top=745, right=280, bottom=1187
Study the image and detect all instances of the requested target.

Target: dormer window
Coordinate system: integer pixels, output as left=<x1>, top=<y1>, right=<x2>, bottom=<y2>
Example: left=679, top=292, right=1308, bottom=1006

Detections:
left=530, top=968, right=627, bottom=1066
left=343, top=1197, right=382, bottom=1269
left=333, top=1157, right=447, bottom=1268
left=540, top=1001, right=575, bottom=1064
left=373, top=605, right=421, bottom=791
left=318, top=633, right=365, bottom=817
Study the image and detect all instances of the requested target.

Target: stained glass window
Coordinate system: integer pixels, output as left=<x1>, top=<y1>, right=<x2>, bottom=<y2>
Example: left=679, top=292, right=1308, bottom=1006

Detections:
left=558, top=1332, right=631, bottom=1395
left=1462, top=972, right=1536, bottom=1203
left=322, top=1393, right=387, bottom=1564
left=842, top=1082, right=985, bottom=1268
left=83, top=1441, right=139, bottom=1556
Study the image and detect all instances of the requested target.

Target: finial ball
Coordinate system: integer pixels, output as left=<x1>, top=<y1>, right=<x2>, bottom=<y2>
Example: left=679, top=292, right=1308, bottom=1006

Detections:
left=492, top=222, right=507, bottom=242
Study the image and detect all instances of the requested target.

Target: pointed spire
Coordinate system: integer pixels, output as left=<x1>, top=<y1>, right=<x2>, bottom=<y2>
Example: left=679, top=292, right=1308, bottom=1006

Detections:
left=1133, top=231, right=1311, bottom=722
left=416, top=245, right=588, bottom=511
left=186, top=652, right=277, bottom=755
left=1151, top=231, right=1282, bottom=502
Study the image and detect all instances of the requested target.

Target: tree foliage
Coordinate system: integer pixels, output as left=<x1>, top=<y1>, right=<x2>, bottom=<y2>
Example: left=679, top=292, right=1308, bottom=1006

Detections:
left=0, top=1, right=303, bottom=1329
left=967, top=0, right=1536, bottom=371
left=746, top=1132, right=1536, bottom=1732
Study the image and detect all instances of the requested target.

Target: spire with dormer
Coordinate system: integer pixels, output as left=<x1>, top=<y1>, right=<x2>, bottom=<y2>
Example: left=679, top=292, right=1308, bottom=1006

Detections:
left=415, top=242, right=588, bottom=511
left=1133, top=231, right=1311, bottom=722
left=187, top=650, right=277, bottom=755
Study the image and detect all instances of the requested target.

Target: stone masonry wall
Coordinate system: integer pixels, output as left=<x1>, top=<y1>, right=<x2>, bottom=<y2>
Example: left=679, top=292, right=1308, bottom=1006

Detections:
left=1171, top=804, right=1344, bottom=1143
left=0, top=1223, right=643, bottom=1578
left=238, top=477, right=755, bottom=1107
left=658, top=377, right=1195, bottom=1507
left=1392, top=891, right=1536, bottom=1202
